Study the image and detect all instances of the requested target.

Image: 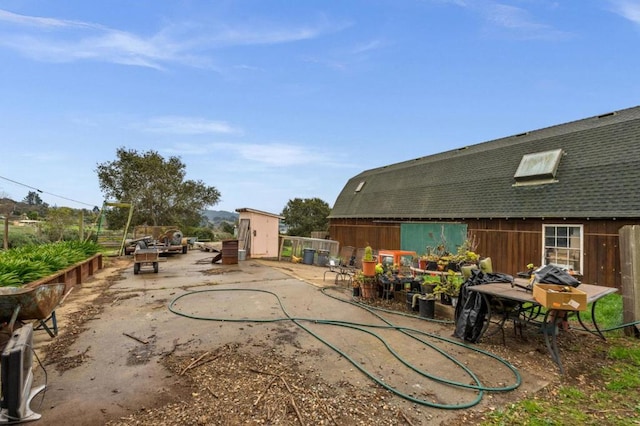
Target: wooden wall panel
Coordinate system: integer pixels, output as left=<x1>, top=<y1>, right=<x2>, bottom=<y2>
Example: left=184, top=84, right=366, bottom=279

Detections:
left=329, top=217, right=640, bottom=288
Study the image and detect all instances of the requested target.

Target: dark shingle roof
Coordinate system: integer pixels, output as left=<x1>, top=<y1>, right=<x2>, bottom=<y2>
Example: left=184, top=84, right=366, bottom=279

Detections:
left=330, top=106, right=640, bottom=219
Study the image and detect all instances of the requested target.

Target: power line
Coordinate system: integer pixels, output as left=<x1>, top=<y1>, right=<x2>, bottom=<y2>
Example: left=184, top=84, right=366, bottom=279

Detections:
left=0, top=174, right=97, bottom=208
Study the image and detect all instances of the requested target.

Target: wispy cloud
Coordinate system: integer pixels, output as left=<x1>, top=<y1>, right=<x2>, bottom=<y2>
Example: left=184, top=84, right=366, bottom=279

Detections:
left=140, top=116, right=242, bottom=135
left=608, top=0, right=640, bottom=25
left=163, top=140, right=341, bottom=168
left=0, top=9, right=102, bottom=30
left=482, top=3, right=571, bottom=40
left=0, top=8, right=341, bottom=69
left=433, top=0, right=571, bottom=40
left=302, top=36, right=387, bottom=71
left=351, top=39, right=387, bottom=55
left=218, top=142, right=325, bottom=167
left=205, top=24, right=328, bottom=46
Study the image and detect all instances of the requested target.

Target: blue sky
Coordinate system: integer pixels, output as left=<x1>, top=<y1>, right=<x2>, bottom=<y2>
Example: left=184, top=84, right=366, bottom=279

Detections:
left=1, top=1, right=639, bottom=214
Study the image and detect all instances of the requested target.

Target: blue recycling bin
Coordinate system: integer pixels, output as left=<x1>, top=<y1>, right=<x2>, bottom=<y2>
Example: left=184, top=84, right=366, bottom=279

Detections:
left=302, top=248, right=316, bottom=265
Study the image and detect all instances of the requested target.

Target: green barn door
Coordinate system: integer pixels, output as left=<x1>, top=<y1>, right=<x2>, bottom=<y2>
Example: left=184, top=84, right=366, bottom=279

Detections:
left=400, top=223, right=467, bottom=255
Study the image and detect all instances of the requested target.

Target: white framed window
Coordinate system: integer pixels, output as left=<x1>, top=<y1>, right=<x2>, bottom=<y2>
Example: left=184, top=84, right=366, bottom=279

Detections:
left=542, top=224, right=583, bottom=273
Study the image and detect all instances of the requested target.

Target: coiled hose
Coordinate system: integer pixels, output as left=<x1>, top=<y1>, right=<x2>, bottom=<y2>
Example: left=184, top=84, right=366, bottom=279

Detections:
left=168, top=286, right=522, bottom=410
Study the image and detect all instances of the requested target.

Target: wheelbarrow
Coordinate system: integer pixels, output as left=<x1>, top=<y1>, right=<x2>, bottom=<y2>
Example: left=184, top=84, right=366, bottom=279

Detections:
left=133, top=247, right=164, bottom=274
left=0, top=283, right=66, bottom=338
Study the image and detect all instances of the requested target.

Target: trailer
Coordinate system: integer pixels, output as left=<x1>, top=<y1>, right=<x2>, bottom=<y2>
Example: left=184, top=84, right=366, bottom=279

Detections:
left=124, top=226, right=189, bottom=255
left=133, top=248, right=163, bottom=274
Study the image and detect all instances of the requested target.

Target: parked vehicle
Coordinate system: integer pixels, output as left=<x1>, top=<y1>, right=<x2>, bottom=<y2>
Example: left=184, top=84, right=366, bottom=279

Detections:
left=124, top=226, right=189, bottom=255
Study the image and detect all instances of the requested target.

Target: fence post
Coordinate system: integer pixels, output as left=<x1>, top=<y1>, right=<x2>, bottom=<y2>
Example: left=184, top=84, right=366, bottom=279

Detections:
left=3, top=216, right=8, bottom=250
left=618, top=225, right=640, bottom=337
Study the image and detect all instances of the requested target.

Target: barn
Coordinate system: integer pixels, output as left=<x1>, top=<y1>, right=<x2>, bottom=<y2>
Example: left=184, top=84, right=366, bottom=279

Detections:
left=328, top=106, right=640, bottom=288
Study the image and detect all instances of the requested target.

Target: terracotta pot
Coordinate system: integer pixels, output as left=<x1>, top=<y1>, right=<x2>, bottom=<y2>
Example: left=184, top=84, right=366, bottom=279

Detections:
left=362, top=260, right=377, bottom=277
left=360, top=281, right=376, bottom=299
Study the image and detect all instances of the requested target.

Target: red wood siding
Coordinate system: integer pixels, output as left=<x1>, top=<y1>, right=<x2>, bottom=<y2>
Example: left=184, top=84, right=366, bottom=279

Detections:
left=329, top=218, right=638, bottom=288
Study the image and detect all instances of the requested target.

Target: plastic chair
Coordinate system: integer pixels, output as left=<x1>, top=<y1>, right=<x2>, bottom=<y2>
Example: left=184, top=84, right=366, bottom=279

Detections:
left=480, top=257, right=493, bottom=273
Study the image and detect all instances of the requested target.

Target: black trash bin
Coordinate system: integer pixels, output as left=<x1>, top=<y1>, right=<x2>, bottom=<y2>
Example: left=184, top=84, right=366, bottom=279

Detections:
left=302, top=248, right=316, bottom=265
left=317, top=250, right=329, bottom=266
left=418, top=296, right=435, bottom=319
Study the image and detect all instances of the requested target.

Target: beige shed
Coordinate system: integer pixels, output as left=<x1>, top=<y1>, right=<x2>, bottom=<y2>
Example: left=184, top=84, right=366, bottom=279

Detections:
left=235, top=208, right=283, bottom=259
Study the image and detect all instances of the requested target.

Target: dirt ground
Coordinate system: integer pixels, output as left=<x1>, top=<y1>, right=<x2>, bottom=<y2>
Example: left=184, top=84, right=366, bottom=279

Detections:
left=25, top=250, right=614, bottom=425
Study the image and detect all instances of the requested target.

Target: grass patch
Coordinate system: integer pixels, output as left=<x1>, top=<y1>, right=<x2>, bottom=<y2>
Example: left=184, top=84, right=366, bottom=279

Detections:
left=578, top=293, right=624, bottom=333
left=482, top=338, right=640, bottom=425
left=482, top=295, right=640, bottom=426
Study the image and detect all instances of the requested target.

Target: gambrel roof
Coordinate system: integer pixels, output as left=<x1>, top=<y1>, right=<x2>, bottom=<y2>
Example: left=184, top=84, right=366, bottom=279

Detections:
left=330, top=106, right=640, bottom=220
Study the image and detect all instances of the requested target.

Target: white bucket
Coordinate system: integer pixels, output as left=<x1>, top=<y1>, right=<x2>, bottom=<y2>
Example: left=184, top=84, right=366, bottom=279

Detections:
left=238, top=249, right=246, bottom=261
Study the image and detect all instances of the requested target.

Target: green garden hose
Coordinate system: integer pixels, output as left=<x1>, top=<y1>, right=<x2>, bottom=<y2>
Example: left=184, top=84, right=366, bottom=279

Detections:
left=168, top=287, right=522, bottom=410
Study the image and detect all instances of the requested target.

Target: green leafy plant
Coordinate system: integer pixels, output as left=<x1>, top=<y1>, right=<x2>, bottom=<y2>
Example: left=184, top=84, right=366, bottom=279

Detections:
left=422, top=273, right=440, bottom=285
left=432, top=270, right=463, bottom=297
left=0, top=241, right=100, bottom=287
left=352, top=271, right=363, bottom=288
left=363, top=246, right=373, bottom=262
left=374, top=263, right=384, bottom=275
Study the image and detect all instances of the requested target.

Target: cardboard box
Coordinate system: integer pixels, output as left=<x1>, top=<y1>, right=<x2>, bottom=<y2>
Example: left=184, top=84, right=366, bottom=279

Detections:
left=533, top=283, right=587, bottom=311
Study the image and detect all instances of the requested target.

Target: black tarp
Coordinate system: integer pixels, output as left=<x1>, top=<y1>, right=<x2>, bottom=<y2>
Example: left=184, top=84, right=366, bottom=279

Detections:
left=453, top=270, right=514, bottom=343
left=534, top=264, right=581, bottom=287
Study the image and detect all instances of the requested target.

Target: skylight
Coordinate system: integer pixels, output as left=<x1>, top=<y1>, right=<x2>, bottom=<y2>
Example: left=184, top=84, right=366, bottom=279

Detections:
left=513, top=148, right=563, bottom=186
left=355, top=181, right=365, bottom=192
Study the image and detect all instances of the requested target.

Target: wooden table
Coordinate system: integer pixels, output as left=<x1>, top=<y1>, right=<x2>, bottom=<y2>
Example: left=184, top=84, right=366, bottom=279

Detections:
left=468, top=280, right=618, bottom=374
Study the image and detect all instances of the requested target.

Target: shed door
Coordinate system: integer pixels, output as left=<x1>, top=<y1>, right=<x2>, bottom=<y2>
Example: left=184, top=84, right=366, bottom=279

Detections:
left=400, top=223, right=467, bottom=255
left=238, top=219, right=251, bottom=255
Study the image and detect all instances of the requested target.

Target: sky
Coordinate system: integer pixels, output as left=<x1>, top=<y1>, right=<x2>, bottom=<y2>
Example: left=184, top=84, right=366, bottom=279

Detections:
left=1, top=1, right=639, bottom=215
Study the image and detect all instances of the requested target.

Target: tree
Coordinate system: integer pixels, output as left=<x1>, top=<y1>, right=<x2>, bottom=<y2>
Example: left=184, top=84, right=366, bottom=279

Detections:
left=45, top=206, right=77, bottom=241
left=23, top=191, right=45, bottom=206
left=220, top=221, right=235, bottom=235
left=96, top=147, right=221, bottom=229
left=281, top=197, right=331, bottom=237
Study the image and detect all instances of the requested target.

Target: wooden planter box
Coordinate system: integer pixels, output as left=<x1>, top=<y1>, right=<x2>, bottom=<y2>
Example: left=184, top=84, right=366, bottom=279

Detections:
left=24, top=253, right=104, bottom=294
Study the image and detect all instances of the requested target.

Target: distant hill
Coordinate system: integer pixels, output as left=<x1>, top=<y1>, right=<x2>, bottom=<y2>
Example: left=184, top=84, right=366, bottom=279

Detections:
left=202, top=210, right=238, bottom=225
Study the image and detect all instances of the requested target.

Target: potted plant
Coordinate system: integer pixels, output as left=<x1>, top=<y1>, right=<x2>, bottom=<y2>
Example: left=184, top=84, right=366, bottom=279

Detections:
left=417, top=292, right=437, bottom=318
left=433, top=270, right=463, bottom=305
left=354, top=271, right=376, bottom=299
left=375, top=262, right=385, bottom=276
left=361, top=245, right=377, bottom=277
left=352, top=273, right=361, bottom=297
left=421, top=273, right=440, bottom=294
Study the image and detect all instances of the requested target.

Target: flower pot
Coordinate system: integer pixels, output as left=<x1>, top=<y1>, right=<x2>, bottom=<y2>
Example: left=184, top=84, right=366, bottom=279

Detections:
left=362, top=260, right=377, bottom=277
left=360, top=280, right=376, bottom=299
left=426, top=261, right=438, bottom=271
left=406, top=292, right=419, bottom=312
left=418, top=296, right=435, bottom=319
left=421, top=283, right=436, bottom=295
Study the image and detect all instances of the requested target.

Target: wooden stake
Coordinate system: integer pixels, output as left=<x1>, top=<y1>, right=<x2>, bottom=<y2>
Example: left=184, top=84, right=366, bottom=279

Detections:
left=253, top=376, right=278, bottom=406
left=122, top=332, right=148, bottom=345
left=180, top=351, right=210, bottom=376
